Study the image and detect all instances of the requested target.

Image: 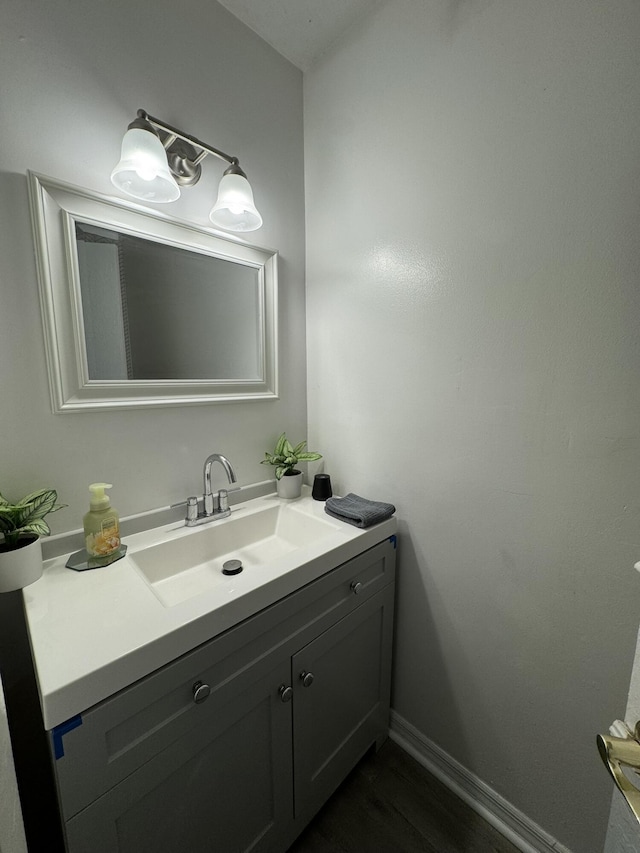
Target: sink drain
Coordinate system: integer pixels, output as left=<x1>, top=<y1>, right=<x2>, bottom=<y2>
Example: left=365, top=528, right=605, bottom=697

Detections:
left=222, top=559, right=243, bottom=576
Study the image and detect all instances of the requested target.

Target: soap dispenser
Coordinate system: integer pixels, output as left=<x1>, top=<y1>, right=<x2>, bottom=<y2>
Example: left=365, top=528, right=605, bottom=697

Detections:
left=83, top=483, right=121, bottom=558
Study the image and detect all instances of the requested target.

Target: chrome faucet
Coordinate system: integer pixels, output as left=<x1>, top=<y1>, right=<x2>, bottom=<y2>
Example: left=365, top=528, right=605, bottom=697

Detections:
left=185, top=453, right=238, bottom=527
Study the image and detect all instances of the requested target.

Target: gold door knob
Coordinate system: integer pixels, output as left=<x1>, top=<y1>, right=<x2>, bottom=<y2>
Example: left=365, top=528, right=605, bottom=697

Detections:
left=598, top=721, right=640, bottom=824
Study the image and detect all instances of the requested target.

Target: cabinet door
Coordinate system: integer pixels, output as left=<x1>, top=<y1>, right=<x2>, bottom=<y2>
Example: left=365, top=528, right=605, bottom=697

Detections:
left=292, top=584, right=394, bottom=824
left=64, top=656, right=293, bottom=853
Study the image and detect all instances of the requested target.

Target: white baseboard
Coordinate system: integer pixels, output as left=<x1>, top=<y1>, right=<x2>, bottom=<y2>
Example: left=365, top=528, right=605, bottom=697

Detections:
left=389, top=710, right=573, bottom=853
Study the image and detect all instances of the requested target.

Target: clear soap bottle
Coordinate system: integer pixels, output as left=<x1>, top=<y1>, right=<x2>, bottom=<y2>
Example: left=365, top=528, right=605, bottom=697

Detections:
left=83, top=483, right=121, bottom=558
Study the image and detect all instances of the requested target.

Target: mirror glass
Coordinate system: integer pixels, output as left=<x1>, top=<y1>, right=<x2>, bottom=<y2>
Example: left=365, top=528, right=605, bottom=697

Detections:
left=29, top=174, right=278, bottom=411
left=75, top=223, right=262, bottom=382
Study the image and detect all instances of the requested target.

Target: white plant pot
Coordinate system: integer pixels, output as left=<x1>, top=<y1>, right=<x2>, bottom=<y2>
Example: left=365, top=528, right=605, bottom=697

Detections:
left=0, top=535, right=43, bottom=593
left=276, top=471, right=303, bottom=500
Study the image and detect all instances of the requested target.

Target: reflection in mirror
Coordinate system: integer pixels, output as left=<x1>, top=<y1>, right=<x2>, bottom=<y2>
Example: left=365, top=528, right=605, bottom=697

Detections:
left=75, top=223, right=261, bottom=382
left=28, top=173, right=278, bottom=412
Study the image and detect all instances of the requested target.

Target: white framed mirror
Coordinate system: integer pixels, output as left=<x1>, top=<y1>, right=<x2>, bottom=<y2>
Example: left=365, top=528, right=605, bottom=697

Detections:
left=28, top=173, right=278, bottom=412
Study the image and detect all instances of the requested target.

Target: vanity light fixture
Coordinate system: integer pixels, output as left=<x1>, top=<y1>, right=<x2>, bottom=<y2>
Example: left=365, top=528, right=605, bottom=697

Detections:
left=110, top=109, right=263, bottom=232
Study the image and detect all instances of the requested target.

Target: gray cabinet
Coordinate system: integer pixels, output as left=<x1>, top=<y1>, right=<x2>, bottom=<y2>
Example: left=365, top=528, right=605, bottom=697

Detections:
left=65, top=654, right=292, bottom=853
left=292, top=588, right=393, bottom=827
left=50, top=537, right=396, bottom=852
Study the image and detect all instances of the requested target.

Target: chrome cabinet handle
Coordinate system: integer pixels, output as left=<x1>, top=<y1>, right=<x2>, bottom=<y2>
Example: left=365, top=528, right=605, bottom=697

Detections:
left=279, top=684, right=293, bottom=703
left=350, top=581, right=363, bottom=595
left=300, top=671, right=314, bottom=688
left=192, top=681, right=211, bottom=704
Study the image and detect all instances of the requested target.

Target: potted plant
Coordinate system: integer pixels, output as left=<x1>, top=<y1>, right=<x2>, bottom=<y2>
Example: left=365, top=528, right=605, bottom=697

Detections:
left=261, top=433, right=322, bottom=499
left=0, top=488, right=66, bottom=592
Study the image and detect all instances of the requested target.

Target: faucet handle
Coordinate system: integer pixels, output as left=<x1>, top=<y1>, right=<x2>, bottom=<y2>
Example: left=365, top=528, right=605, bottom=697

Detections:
left=219, top=486, right=241, bottom=512
left=186, top=496, right=199, bottom=522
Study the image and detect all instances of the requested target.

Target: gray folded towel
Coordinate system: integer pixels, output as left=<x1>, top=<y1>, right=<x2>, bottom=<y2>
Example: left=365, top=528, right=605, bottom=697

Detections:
left=324, top=493, right=395, bottom=528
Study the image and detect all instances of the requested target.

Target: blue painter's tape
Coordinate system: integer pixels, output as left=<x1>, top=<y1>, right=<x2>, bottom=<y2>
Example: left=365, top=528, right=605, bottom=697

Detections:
left=389, top=534, right=397, bottom=549
left=52, top=715, right=83, bottom=759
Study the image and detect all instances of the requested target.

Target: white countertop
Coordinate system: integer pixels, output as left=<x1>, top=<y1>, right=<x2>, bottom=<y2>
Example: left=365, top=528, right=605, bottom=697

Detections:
left=24, top=492, right=397, bottom=730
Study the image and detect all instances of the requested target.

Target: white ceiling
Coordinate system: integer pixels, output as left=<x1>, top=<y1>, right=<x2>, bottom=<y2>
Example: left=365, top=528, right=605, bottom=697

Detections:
left=216, top=0, right=383, bottom=71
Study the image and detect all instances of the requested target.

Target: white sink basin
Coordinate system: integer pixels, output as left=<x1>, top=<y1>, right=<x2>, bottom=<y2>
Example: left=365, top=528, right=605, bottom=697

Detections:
left=129, top=500, right=339, bottom=607
left=27, top=491, right=397, bottom=729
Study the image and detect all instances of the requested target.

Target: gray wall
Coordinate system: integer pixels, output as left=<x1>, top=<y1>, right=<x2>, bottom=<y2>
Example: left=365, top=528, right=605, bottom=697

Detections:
left=304, top=1, right=640, bottom=851
left=1, top=0, right=306, bottom=526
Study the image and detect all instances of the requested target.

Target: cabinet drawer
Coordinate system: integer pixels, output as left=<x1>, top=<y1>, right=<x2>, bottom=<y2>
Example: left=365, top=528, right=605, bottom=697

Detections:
left=51, top=536, right=396, bottom=819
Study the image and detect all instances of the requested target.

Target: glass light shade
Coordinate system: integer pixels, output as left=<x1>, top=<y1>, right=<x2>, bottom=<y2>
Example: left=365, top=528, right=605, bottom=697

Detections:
left=209, top=173, right=262, bottom=232
left=110, top=128, right=180, bottom=203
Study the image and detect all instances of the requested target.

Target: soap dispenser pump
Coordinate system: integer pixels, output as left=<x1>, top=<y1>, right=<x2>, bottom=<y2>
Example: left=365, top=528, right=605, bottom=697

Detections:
left=83, top=483, right=121, bottom=558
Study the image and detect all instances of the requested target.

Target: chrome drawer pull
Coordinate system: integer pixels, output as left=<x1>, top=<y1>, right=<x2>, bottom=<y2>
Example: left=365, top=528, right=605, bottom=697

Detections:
left=192, top=681, right=211, bottom=704
left=279, top=684, right=293, bottom=703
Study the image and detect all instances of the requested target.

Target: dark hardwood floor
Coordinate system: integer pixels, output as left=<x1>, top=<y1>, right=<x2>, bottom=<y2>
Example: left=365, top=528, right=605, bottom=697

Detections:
left=287, top=739, right=520, bottom=853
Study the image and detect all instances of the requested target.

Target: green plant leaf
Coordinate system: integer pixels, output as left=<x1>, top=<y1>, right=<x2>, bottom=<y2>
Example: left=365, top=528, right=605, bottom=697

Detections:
left=263, top=434, right=322, bottom=475
left=16, top=489, right=48, bottom=509
left=0, top=492, right=10, bottom=508
left=0, top=509, right=17, bottom=532
left=17, top=489, right=59, bottom=523
left=275, top=433, right=287, bottom=457
left=0, top=488, right=65, bottom=542
left=22, top=518, right=51, bottom=537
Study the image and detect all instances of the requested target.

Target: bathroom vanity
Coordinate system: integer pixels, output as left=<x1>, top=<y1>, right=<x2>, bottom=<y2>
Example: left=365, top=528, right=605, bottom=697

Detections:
left=24, top=493, right=397, bottom=852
